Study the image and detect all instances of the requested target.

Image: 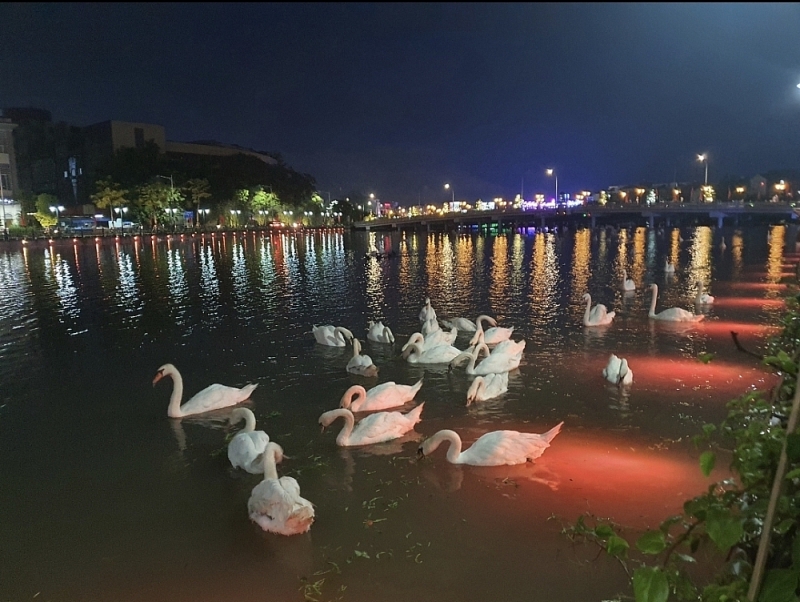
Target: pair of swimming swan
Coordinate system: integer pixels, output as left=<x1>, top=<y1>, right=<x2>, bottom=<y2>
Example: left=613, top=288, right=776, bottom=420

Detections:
left=153, top=363, right=258, bottom=418
left=450, top=341, right=524, bottom=375
left=346, top=339, right=379, bottom=377
left=247, top=442, right=315, bottom=536
left=312, top=325, right=354, bottom=347
left=664, top=259, right=676, bottom=274
left=402, top=328, right=458, bottom=352
left=339, top=380, right=423, bottom=412
left=695, top=281, right=715, bottom=305
left=419, top=297, right=437, bottom=323
left=602, top=354, right=633, bottom=386
left=228, top=408, right=270, bottom=473
left=468, top=315, right=514, bottom=347
left=319, top=404, right=425, bottom=447
left=418, top=422, right=563, bottom=466
left=582, top=293, right=615, bottom=326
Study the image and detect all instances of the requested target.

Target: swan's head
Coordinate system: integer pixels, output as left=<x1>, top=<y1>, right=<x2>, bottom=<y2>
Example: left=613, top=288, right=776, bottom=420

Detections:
left=319, top=408, right=349, bottom=432
left=339, top=385, right=366, bottom=409
left=466, top=377, right=483, bottom=405
left=582, top=293, right=590, bottom=301
left=152, top=363, right=175, bottom=386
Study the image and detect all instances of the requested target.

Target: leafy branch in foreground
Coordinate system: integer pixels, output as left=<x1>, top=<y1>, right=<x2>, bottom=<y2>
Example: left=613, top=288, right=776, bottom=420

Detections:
left=562, top=295, right=800, bottom=602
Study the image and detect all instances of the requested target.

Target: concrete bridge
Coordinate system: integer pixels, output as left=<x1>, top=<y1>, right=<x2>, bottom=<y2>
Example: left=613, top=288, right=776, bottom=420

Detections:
left=354, top=202, right=799, bottom=232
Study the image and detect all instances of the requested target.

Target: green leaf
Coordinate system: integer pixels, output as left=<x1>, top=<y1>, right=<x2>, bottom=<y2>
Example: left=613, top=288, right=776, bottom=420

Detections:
left=785, top=468, right=800, bottom=481
left=636, top=530, right=667, bottom=555
left=607, top=535, right=630, bottom=559
left=632, top=566, right=669, bottom=602
left=698, top=352, right=715, bottom=364
left=787, top=434, right=800, bottom=463
left=774, top=518, right=796, bottom=535
left=706, top=507, right=744, bottom=551
left=758, top=568, right=798, bottom=602
left=594, top=524, right=615, bottom=539
left=700, top=451, right=716, bottom=477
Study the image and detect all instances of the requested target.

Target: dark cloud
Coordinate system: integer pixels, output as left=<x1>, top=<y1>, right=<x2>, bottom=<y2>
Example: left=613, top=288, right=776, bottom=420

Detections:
left=2, top=3, right=799, bottom=202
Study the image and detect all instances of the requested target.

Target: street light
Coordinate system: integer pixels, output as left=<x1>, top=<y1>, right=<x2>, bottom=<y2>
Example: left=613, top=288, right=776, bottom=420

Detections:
left=198, top=208, right=210, bottom=225
left=114, top=206, right=129, bottom=231
left=156, top=174, right=174, bottom=195
left=444, top=183, right=454, bottom=203
left=697, top=154, right=708, bottom=186
left=546, top=169, right=558, bottom=204
left=49, top=205, right=65, bottom=230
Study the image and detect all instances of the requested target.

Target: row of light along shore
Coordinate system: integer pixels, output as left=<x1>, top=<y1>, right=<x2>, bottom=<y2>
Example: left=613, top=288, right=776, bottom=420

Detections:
left=151, top=264, right=713, bottom=536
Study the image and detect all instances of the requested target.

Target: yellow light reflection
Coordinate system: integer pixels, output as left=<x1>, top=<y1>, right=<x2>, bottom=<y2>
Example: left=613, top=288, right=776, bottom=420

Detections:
left=766, top=226, right=785, bottom=291
left=687, top=226, right=712, bottom=299
left=570, top=228, right=591, bottom=309
left=489, top=235, right=509, bottom=310
left=731, top=230, right=743, bottom=279
left=529, top=233, right=560, bottom=327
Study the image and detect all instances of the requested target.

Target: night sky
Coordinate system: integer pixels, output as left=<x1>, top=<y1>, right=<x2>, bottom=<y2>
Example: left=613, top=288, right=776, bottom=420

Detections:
left=3, top=3, right=800, bottom=204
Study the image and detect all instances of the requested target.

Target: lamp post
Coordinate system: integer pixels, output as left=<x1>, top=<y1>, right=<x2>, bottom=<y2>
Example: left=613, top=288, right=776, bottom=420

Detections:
left=444, top=183, right=454, bottom=204
left=198, top=208, right=210, bottom=226
left=114, top=206, right=129, bottom=232
left=546, top=169, right=558, bottom=204
left=0, top=170, right=6, bottom=236
left=49, top=205, right=65, bottom=232
left=697, top=154, right=708, bottom=186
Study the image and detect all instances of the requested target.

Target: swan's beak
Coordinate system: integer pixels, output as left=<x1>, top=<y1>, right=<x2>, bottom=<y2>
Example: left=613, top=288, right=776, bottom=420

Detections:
left=152, top=371, right=164, bottom=386
left=320, top=424, right=327, bottom=434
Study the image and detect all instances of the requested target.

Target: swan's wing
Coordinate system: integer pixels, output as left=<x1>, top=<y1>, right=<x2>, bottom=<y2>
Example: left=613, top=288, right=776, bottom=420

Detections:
left=351, top=411, right=412, bottom=444
left=248, top=477, right=314, bottom=535
left=182, top=384, right=251, bottom=414
left=465, top=431, right=553, bottom=466
left=228, top=431, right=269, bottom=471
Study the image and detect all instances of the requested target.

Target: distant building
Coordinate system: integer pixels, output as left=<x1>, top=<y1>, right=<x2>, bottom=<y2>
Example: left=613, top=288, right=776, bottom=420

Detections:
left=0, top=118, right=21, bottom=227
left=750, top=175, right=768, bottom=200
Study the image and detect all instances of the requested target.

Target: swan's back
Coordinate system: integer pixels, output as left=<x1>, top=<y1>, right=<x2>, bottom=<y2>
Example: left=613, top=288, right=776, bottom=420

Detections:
left=461, top=426, right=562, bottom=466
left=248, top=476, right=315, bottom=536
left=350, top=407, right=423, bottom=445
left=182, top=382, right=257, bottom=415
left=228, top=430, right=270, bottom=473
left=654, top=307, right=703, bottom=322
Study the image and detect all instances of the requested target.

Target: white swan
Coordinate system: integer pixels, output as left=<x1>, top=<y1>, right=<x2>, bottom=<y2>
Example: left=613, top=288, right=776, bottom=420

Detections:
left=346, top=339, right=379, bottom=377
left=622, top=269, right=636, bottom=292
left=402, top=341, right=462, bottom=364
left=248, top=442, right=315, bottom=536
left=228, top=408, right=270, bottom=474
left=664, top=259, right=675, bottom=274
left=339, top=379, right=423, bottom=412
left=421, top=317, right=441, bottom=336
left=402, top=327, right=458, bottom=353
left=602, top=354, right=633, bottom=385
left=466, top=372, right=509, bottom=405
left=442, top=317, right=478, bottom=332
left=468, top=315, right=513, bottom=347
left=312, top=325, right=354, bottom=347
left=719, top=237, right=727, bottom=252
left=152, top=363, right=258, bottom=418
left=419, top=297, right=437, bottom=323
left=648, top=283, right=703, bottom=322
left=695, top=281, right=715, bottom=305
left=582, top=293, right=615, bottom=326
left=450, top=342, right=521, bottom=375
left=319, top=405, right=425, bottom=447
left=418, top=422, right=564, bottom=466
left=367, top=321, right=395, bottom=344
left=465, top=329, right=525, bottom=359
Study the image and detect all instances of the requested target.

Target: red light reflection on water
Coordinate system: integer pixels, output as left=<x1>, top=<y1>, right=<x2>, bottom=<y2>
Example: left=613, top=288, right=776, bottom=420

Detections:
left=709, top=297, right=785, bottom=309
left=531, top=432, right=727, bottom=527
left=716, top=282, right=787, bottom=291
left=618, top=355, right=774, bottom=396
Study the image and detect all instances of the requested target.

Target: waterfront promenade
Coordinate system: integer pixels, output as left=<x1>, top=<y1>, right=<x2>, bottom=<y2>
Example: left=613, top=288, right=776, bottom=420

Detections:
left=354, top=201, right=799, bottom=232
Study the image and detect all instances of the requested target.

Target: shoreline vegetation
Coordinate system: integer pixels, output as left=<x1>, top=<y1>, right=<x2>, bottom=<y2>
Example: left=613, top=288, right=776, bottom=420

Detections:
left=560, top=259, right=800, bottom=602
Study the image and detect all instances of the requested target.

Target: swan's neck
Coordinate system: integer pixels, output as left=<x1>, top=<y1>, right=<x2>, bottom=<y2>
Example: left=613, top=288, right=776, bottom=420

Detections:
left=353, top=339, right=361, bottom=358
left=168, top=369, right=184, bottom=417
left=649, top=286, right=658, bottom=317
left=427, top=430, right=463, bottom=463
left=584, top=295, right=592, bottom=321
left=243, top=411, right=256, bottom=432
left=261, top=446, right=279, bottom=480
left=332, top=410, right=355, bottom=446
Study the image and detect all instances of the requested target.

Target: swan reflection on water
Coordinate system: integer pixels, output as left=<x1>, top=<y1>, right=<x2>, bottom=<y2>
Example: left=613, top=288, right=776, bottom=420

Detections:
left=419, top=458, right=561, bottom=493
left=169, top=405, right=253, bottom=452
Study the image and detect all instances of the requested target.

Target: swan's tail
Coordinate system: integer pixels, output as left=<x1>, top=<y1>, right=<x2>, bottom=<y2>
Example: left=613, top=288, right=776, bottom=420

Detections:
left=239, top=383, right=258, bottom=400
left=410, top=378, right=424, bottom=395
left=540, top=421, right=564, bottom=443
left=406, top=402, right=425, bottom=423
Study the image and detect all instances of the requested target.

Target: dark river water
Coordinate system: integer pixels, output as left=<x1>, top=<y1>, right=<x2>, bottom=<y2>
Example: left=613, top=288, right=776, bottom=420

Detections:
left=0, top=224, right=792, bottom=601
